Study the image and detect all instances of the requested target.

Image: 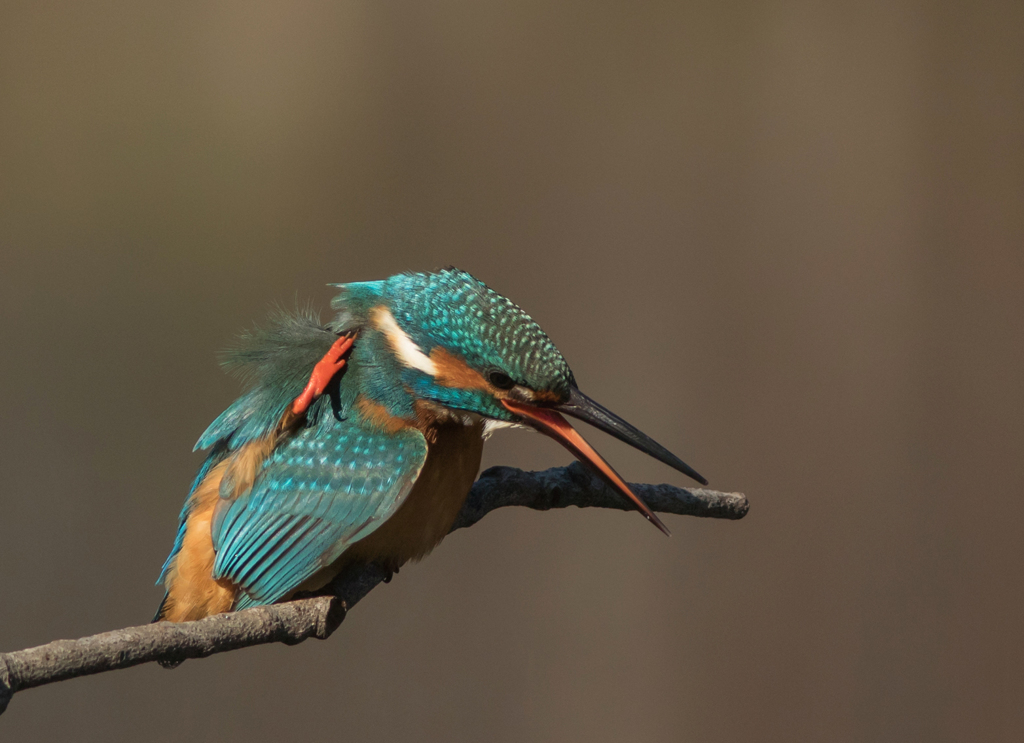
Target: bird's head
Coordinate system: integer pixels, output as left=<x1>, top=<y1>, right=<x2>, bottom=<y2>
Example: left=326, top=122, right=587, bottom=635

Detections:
left=332, top=268, right=705, bottom=534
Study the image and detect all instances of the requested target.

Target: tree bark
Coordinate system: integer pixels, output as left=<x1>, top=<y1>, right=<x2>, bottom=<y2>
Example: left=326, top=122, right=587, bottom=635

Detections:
left=0, top=462, right=748, bottom=715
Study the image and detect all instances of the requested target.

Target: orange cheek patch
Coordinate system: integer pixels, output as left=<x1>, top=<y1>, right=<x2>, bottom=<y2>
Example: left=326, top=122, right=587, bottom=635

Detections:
left=430, top=347, right=492, bottom=392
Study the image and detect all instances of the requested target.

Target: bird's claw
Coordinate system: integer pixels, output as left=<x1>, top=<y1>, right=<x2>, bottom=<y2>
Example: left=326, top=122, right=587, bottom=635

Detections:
left=291, top=333, right=356, bottom=416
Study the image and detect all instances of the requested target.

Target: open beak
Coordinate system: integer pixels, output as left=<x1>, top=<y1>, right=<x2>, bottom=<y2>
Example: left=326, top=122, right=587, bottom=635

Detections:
left=501, top=387, right=706, bottom=536
left=556, top=387, right=708, bottom=485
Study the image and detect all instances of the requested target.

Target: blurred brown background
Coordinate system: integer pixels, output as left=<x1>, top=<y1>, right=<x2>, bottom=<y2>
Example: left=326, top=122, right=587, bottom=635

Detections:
left=1, top=1, right=1022, bottom=741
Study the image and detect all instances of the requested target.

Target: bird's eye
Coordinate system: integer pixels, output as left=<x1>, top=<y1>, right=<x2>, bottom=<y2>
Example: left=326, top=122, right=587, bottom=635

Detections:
left=487, top=370, right=515, bottom=390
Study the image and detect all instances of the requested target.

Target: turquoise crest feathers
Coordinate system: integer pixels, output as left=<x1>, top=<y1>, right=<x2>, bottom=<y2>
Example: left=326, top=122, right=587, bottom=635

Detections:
left=330, top=268, right=576, bottom=399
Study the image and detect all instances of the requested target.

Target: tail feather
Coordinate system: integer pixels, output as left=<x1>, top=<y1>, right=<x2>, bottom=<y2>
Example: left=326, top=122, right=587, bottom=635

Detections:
left=152, top=592, right=169, bottom=623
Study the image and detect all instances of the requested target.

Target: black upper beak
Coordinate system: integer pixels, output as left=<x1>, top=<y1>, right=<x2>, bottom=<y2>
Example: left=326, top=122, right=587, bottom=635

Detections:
left=554, top=386, right=708, bottom=486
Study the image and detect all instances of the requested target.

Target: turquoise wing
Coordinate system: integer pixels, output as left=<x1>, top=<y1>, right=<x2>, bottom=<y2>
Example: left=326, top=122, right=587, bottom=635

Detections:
left=210, top=415, right=427, bottom=609
left=158, top=310, right=340, bottom=588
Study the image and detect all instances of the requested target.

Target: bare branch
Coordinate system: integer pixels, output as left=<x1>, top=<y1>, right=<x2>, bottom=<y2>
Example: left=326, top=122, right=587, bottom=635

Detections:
left=0, top=463, right=748, bottom=715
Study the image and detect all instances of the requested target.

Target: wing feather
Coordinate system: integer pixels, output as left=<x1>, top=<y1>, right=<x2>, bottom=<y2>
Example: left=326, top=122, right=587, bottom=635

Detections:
left=211, top=416, right=427, bottom=607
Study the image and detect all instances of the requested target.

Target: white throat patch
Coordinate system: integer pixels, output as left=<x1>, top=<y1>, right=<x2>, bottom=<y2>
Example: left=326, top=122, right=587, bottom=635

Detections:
left=483, top=419, right=528, bottom=438
left=372, top=306, right=438, bottom=376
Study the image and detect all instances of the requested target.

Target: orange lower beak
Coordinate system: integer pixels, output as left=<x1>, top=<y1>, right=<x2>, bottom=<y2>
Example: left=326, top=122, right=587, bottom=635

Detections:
left=501, top=398, right=671, bottom=536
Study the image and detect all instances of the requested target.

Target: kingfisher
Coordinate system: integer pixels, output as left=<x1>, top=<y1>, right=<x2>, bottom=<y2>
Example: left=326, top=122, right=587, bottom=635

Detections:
left=154, top=268, right=706, bottom=622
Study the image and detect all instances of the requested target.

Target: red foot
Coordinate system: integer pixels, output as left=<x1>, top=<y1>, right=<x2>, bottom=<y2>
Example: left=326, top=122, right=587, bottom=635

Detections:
left=291, top=334, right=355, bottom=415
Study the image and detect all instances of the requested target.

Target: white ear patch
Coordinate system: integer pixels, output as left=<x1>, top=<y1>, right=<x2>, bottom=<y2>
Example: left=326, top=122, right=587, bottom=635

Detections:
left=372, top=306, right=438, bottom=376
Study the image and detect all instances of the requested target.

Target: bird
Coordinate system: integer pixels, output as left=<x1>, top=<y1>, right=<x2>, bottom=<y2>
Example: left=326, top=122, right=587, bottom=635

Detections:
left=154, top=268, right=706, bottom=622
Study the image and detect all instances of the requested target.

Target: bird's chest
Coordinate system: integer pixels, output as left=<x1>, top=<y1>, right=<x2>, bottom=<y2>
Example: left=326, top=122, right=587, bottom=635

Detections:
left=345, top=419, right=485, bottom=569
